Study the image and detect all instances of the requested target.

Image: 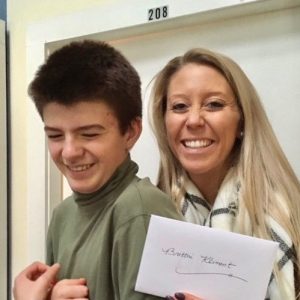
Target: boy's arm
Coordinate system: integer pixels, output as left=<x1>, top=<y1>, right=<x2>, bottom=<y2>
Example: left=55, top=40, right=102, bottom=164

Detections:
left=46, top=207, right=58, bottom=266
left=46, top=230, right=55, bottom=266
left=112, top=214, right=164, bottom=300
left=46, top=209, right=90, bottom=300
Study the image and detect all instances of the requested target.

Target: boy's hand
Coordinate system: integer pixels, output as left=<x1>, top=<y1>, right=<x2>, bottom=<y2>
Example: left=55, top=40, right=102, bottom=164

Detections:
left=13, top=261, right=60, bottom=300
left=50, top=278, right=89, bottom=300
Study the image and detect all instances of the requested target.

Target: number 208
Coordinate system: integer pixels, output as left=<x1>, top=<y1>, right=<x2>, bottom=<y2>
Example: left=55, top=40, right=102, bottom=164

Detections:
left=148, top=6, right=168, bottom=21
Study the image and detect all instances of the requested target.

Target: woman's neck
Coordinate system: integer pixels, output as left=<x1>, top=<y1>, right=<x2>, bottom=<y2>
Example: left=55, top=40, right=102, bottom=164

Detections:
left=189, top=166, right=230, bottom=205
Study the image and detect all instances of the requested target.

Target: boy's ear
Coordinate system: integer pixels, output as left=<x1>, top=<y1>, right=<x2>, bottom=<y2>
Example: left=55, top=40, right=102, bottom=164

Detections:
left=125, top=117, right=142, bottom=151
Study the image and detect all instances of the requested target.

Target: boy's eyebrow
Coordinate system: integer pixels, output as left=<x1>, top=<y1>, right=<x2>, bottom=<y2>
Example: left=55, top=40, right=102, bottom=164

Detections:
left=44, top=124, right=105, bottom=131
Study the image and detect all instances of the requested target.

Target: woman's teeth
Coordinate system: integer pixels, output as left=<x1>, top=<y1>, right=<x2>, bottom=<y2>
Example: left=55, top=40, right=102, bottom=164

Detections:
left=184, top=139, right=212, bottom=148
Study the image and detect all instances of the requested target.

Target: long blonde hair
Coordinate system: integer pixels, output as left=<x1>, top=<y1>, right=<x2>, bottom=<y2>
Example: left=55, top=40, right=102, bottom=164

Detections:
left=149, top=48, right=300, bottom=298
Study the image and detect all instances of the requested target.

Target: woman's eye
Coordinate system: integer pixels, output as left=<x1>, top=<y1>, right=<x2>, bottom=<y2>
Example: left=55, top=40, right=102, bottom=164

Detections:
left=170, top=102, right=189, bottom=113
left=205, top=100, right=225, bottom=111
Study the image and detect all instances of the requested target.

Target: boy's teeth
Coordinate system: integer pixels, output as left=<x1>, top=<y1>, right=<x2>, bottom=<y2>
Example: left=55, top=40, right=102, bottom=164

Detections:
left=69, top=164, right=92, bottom=171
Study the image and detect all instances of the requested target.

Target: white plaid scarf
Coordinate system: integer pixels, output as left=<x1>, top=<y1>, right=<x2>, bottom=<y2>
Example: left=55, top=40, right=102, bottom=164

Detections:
left=181, top=169, right=296, bottom=300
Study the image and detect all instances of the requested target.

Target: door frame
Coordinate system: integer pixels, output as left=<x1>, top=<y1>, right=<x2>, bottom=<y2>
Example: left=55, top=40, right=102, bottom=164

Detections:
left=26, top=0, right=300, bottom=262
left=0, top=19, right=7, bottom=300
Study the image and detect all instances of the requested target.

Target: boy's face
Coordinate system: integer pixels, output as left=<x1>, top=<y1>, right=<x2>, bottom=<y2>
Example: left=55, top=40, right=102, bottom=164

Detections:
left=43, top=101, right=140, bottom=194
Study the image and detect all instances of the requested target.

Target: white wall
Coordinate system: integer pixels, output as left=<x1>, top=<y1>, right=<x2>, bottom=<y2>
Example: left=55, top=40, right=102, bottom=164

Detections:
left=8, top=0, right=300, bottom=294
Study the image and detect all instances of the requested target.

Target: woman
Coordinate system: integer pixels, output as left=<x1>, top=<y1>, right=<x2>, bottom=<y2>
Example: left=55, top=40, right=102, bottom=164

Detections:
left=149, top=48, right=300, bottom=300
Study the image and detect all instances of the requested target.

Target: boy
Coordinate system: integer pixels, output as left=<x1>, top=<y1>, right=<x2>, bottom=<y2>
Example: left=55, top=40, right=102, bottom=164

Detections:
left=28, top=40, right=182, bottom=299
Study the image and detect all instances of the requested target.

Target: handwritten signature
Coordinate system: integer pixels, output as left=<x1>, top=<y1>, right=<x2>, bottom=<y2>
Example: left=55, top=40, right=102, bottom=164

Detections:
left=162, top=248, right=193, bottom=259
left=161, top=248, right=247, bottom=282
left=175, top=267, right=248, bottom=282
left=200, top=255, right=236, bottom=269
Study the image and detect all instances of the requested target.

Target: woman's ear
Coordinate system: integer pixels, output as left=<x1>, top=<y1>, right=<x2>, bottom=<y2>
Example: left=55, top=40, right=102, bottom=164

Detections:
left=236, top=115, right=244, bottom=139
left=125, top=117, right=142, bottom=151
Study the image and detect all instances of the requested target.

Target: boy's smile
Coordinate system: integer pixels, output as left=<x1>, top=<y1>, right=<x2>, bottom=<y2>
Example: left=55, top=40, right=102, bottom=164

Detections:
left=43, top=101, right=135, bottom=194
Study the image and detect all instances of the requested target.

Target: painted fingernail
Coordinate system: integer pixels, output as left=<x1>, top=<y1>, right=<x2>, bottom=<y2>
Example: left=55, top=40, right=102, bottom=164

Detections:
left=175, top=293, right=185, bottom=300
left=165, top=296, right=175, bottom=300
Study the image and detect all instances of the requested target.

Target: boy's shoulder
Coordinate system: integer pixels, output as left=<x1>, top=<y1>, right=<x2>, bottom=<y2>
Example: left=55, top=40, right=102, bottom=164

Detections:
left=113, top=177, right=181, bottom=221
left=50, top=194, right=75, bottom=217
left=119, top=177, right=169, bottom=204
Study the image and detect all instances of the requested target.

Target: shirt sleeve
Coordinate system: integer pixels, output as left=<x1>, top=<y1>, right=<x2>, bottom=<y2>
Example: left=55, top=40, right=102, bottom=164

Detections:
left=111, top=214, right=164, bottom=300
left=46, top=209, right=56, bottom=266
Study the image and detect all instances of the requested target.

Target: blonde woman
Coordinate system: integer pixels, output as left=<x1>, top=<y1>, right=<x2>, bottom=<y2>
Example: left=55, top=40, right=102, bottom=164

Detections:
left=150, top=48, right=300, bottom=300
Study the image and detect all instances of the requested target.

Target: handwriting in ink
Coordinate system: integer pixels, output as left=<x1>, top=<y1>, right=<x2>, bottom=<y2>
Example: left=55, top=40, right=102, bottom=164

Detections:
left=175, top=267, right=248, bottom=283
left=162, top=248, right=193, bottom=259
left=200, top=255, right=236, bottom=269
left=174, top=254, right=247, bottom=282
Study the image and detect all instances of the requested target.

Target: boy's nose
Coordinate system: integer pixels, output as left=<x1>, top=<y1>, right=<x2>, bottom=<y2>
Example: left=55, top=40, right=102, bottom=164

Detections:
left=62, top=139, right=84, bottom=160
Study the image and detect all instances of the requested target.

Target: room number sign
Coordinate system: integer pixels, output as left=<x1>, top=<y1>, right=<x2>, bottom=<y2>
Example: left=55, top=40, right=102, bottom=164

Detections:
left=148, top=5, right=169, bottom=22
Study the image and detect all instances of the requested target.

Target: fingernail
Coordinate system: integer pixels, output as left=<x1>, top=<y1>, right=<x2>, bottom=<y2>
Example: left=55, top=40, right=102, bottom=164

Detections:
left=165, top=296, right=175, bottom=300
left=175, top=293, right=185, bottom=300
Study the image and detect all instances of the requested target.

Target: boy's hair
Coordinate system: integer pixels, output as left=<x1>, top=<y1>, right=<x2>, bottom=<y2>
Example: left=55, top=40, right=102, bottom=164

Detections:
left=29, top=40, right=142, bottom=133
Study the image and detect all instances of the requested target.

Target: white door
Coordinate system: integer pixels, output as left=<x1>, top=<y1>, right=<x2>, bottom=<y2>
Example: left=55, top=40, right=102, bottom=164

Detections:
left=47, top=6, right=300, bottom=198
left=26, top=1, right=300, bottom=262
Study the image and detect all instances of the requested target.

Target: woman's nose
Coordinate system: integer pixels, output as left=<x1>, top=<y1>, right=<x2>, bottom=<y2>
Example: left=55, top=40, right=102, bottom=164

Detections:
left=186, top=107, right=205, bottom=127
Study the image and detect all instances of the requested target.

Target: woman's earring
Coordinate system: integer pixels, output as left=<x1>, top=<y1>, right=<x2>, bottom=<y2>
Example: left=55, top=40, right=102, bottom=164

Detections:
left=240, top=131, right=244, bottom=138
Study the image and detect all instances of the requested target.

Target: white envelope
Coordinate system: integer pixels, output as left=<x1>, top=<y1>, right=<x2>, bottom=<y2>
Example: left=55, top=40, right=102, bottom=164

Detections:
left=135, top=215, right=278, bottom=300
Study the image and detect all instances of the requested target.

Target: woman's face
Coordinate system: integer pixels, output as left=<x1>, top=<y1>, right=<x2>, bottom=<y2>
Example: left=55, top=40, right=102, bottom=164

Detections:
left=164, top=63, right=241, bottom=184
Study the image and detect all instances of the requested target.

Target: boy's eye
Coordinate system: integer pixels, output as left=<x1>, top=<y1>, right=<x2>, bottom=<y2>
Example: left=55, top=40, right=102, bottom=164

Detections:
left=47, top=133, right=63, bottom=139
left=170, top=102, right=189, bottom=113
left=81, top=133, right=100, bottom=138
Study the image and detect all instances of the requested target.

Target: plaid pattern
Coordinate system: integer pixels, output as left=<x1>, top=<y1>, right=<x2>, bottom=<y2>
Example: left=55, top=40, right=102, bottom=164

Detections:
left=181, top=170, right=296, bottom=300
left=270, top=229, right=296, bottom=270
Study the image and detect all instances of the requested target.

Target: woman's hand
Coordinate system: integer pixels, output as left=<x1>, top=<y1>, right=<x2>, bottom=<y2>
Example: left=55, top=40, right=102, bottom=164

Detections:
left=13, top=261, right=60, bottom=300
left=166, top=292, right=203, bottom=300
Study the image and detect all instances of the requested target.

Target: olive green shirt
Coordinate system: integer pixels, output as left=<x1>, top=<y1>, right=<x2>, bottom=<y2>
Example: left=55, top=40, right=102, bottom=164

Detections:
left=47, top=157, right=182, bottom=299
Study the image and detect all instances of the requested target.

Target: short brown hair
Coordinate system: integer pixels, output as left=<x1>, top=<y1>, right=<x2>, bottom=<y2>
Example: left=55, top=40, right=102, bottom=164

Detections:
left=29, top=40, right=142, bottom=133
